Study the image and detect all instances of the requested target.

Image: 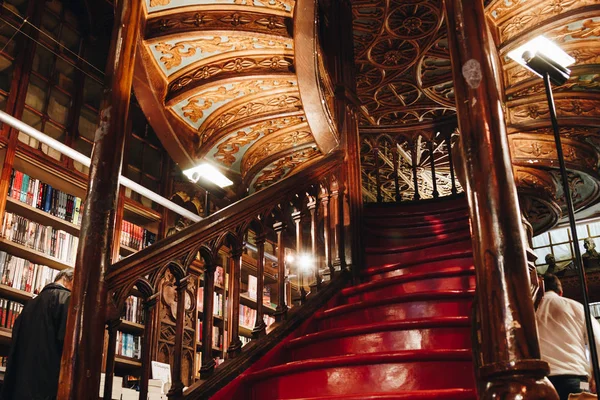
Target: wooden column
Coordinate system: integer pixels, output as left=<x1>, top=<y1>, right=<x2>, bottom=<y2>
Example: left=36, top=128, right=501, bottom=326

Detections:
left=102, top=320, right=120, bottom=400
left=308, top=199, right=321, bottom=290
left=200, top=264, right=216, bottom=378
left=252, top=234, right=267, bottom=338
left=139, top=294, right=159, bottom=400
left=443, top=0, right=558, bottom=398
left=168, top=276, right=191, bottom=398
left=273, top=222, right=288, bottom=322
left=58, top=0, right=143, bottom=397
left=336, top=177, right=347, bottom=272
left=319, top=188, right=334, bottom=279
left=227, top=245, right=243, bottom=357
left=330, top=179, right=341, bottom=271
left=292, top=210, right=306, bottom=303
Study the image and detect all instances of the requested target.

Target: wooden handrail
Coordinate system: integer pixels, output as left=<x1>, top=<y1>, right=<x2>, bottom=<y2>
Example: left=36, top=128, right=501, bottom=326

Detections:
left=106, top=151, right=344, bottom=292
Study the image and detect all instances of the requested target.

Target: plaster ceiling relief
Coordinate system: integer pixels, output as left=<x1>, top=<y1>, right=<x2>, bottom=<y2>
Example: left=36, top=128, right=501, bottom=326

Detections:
left=150, top=33, right=294, bottom=76
left=250, top=146, right=321, bottom=192
left=145, top=0, right=296, bottom=15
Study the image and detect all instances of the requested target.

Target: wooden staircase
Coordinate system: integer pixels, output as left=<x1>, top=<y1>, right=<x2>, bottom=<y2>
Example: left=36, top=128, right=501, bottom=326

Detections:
left=209, top=197, right=477, bottom=399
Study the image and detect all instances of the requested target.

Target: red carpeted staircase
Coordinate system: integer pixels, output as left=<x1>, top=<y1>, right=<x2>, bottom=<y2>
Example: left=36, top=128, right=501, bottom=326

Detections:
left=213, top=198, right=477, bottom=399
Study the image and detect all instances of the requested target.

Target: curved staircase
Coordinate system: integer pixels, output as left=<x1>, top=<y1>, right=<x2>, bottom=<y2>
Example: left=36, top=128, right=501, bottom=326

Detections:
left=212, top=197, right=477, bottom=399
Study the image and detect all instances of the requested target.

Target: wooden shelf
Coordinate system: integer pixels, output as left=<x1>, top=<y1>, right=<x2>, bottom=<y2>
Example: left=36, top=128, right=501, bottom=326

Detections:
left=114, top=355, right=142, bottom=369
left=119, top=245, right=138, bottom=257
left=0, top=238, right=73, bottom=271
left=123, top=198, right=162, bottom=224
left=0, top=328, right=12, bottom=347
left=5, top=197, right=81, bottom=237
left=239, top=325, right=253, bottom=338
left=119, top=320, right=145, bottom=335
left=240, top=294, right=276, bottom=315
left=0, top=284, right=34, bottom=303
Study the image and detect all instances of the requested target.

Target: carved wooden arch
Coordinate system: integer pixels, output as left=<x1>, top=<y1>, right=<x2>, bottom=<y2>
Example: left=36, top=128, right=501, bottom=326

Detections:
left=113, top=277, right=156, bottom=316
left=150, top=259, right=187, bottom=289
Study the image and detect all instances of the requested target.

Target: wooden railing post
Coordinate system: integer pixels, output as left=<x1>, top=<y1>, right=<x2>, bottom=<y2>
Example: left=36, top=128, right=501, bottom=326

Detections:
left=273, top=222, right=288, bottom=322
left=410, top=141, right=420, bottom=201
left=140, top=294, right=159, bottom=400
left=252, top=234, right=267, bottom=338
left=336, top=177, right=347, bottom=272
left=373, top=147, right=382, bottom=203
left=102, top=320, right=120, bottom=400
left=308, top=198, right=321, bottom=290
left=446, top=134, right=458, bottom=195
left=227, top=245, right=244, bottom=357
left=58, top=0, right=143, bottom=397
left=168, top=275, right=191, bottom=399
left=292, top=210, right=306, bottom=303
left=319, top=187, right=334, bottom=279
left=428, top=140, right=439, bottom=198
left=392, top=146, right=401, bottom=202
left=200, top=265, right=216, bottom=378
left=443, top=0, right=558, bottom=397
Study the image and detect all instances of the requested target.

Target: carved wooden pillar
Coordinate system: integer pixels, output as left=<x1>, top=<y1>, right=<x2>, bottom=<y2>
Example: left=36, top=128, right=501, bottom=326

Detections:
left=410, top=140, right=420, bottom=201
left=57, top=0, right=142, bottom=398
left=273, top=222, right=288, bottom=322
left=168, top=276, right=191, bottom=398
left=308, top=198, right=321, bottom=290
left=200, top=264, right=216, bottom=378
left=227, top=245, right=243, bottom=357
left=319, top=187, right=333, bottom=279
left=443, top=0, right=558, bottom=398
left=253, top=234, right=267, bottom=338
left=292, top=210, right=306, bottom=303
left=102, top=320, right=120, bottom=400
left=336, top=177, right=347, bottom=272
left=330, top=179, right=341, bottom=271
left=428, top=140, right=439, bottom=198
left=446, top=134, right=458, bottom=195
left=139, top=294, right=158, bottom=400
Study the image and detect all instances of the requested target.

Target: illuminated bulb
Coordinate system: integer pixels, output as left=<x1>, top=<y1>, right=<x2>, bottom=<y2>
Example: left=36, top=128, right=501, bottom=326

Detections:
left=298, top=254, right=314, bottom=271
left=285, top=254, right=295, bottom=264
left=507, top=35, right=574, bottom=69
left=183, top=163, right=233, bottom=188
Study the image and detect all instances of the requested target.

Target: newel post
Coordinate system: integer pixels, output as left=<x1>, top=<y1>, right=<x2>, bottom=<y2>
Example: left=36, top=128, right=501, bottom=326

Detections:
left=319, top=186, right=334, bottom=279
left=168, top=275, right=191, bottom=399
left=443, top=0, right=558, bottom=398
left=57, top=0, right=143, bottom=397
left=227, top=244, right=244, bottom=357
left=253, top=234, right=267, bottom=338
left=307, top=197, right=321, bottom=290
left=200, top=264, right=216, bottom=378
left=292, top=210, right=306, bottom=303
left=140, top=294, right=159, bottom=400
left=273, top=222, right=288, bottom=322
left=102, top=319, right=120, bottom=400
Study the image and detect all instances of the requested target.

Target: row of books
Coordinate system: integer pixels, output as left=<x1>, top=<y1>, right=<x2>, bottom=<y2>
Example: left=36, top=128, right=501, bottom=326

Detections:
left=239, top=336, right=251, bottom=347
left=8, top=169, right=83, bottom=225
left=195, top=320, right=221, bottom=347
left=1, top=212, right=79, bottom=265
left=239, top=304, right=275, bottom=329
left=120, top=221, right=156, bottom=251
left=0, top=298, right=23, bottom=329
left=0, top=251, right=59, bottom=294
left=115, top=332, right=142, bottom=360
left=591, top=303, right=600, bottom=318
left=0, top=356, right=6, bottom=368
left=123, top=295, right=144, bottom=325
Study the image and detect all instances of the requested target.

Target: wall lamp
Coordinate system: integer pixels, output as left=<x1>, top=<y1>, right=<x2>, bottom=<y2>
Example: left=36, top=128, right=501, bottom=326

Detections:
left=509, top=35, right=600, bottom=393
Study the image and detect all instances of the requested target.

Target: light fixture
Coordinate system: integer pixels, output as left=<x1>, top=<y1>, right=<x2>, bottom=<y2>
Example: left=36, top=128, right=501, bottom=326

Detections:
left=507, top=35, right=575, bottom=70
left=285, top=254, right=295, bottom=264
left=183, top=163, right=233, bottom=188
left=298, top=254, right=314, bottom=271
left=511, top=35, right=600, bottom=393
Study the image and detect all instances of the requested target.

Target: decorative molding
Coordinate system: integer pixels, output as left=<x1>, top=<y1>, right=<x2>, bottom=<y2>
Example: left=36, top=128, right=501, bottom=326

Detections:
left=252, top=147, right=321, bottom=191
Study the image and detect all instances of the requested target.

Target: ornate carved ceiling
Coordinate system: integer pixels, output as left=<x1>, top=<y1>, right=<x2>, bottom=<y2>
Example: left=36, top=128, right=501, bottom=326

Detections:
left=134, top=0, right=339, bottom=194
left=352, top=0, right=455, bottom=132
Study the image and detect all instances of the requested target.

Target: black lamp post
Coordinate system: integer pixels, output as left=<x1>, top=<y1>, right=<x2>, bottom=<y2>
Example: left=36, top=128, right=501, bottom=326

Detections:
left=521, top=47, right=600, bottom=393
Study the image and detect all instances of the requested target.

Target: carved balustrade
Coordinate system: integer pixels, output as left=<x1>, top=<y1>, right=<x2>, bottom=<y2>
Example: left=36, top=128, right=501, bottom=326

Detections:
left=360, top=128, right=462, bottom=203
left=99, top=152, right=352, bottom=399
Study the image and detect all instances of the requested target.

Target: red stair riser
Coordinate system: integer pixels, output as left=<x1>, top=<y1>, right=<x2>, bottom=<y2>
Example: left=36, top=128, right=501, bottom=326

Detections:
left=283, top=389, right=477, bottom=400
left=363, top=196, right=467, bottom=215
left=250, top=361, right=475, bottom=399
left=363, top=212, right=470, bottom=228
left=365, top=239, right=472, bottom=266
left=287, top=327, right=472, bottom=362
left=363, top=224, right=470, bottom=245
left=346, top=275, right=476, bottom=302
left=366, top=257, right=474, bottom=281
left=317, top=299, right=473, bottom=330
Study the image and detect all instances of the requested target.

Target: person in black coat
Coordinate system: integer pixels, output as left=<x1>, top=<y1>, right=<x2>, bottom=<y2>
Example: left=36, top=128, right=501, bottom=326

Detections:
left=1, top=268, right=74, bottom=400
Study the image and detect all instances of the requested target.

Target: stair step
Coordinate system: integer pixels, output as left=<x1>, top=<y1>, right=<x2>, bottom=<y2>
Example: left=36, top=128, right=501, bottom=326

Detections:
left=365, top=235, right=472, bottom=267
left=363, top=212, right=470, bottom=229
left=363, top=196, right=467, bottom=217
left=286, top=317, right=471, bottom=361
left=285, top=388, right=477, bottom=400
left=316, top=290, right=475, bottom=329
left=363, top=222, right=469, bottom=245
left=364, top=249, right=473, bottom=279
left=247, top=350, right=474, bottom=399
left=344, top=268, right=475, bottom=301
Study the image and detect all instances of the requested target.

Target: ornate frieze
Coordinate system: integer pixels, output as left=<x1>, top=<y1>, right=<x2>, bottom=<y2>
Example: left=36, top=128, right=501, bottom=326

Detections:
left=252, top=147, right=321, bottom=191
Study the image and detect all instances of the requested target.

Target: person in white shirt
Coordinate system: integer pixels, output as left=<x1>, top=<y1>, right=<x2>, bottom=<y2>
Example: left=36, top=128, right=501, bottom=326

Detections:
left=536, top=274, right=600, bottom=400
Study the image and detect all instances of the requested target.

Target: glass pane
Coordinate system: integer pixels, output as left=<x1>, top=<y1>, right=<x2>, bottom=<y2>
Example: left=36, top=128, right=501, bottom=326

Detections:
left=128, top=138, right=143, bottom=169
left=83, top=77, right=103, bottom=109
left=550, top=228, right=570, bottom=244
left=75, top=137, right=93, bottom=156
left=533, top=232, right=550, bottom=248
left=146, top=127, right=161, bottom=147
left=126, top=166, right=141, bottom=183
left=41, top=123, right=64, bottom=160
left=32, top=46, right=54, bottom=77
left=0, top=93, right=7, bottom=112
left=45, top=0, right=62, bottom=15
left=0, top=55, right=14, bottom=93
left=40, top=12, right=60, bottom=41
left=0, top=25, right=18, bottom=57
left=73, top=161, right=89, bottom=175
left=78, top=108, right=98, bottom=141
left=60, top=25, right=80, bottom=54
left=5, top=0, right=28, bottom=17
left=142, top=175, right=159, bottom=193
left=47, top=89, right=71, bottom=125
left=589, top=222, right=600, bottom=237
left=64, top=10, right=78, bottom=27
left=54, top=57, right=75, bottom=92
left=19, top=109, right=42, bottom=147
left=143, top=146, right=162, bottom=178
left=576, top=225, right=588, bottom=241
left=25, top=75, right=49, bottom=111
left=553, top=243, right=572, bottom=261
